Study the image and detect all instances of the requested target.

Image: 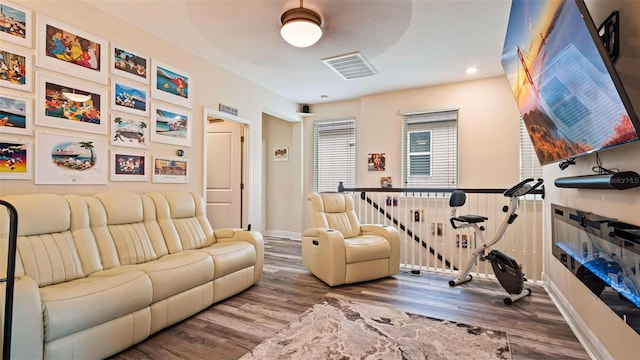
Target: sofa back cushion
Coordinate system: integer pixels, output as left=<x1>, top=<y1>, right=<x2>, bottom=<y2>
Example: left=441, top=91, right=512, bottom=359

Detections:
left=0, top=194, right=102, bottom=287
left=148, top=192, right=214, bottom=252
left=86, top=192, right=166, bottom=268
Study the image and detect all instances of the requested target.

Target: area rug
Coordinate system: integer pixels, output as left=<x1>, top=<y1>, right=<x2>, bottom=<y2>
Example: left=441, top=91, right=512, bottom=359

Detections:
left=240, top=296, right=511, bottom=359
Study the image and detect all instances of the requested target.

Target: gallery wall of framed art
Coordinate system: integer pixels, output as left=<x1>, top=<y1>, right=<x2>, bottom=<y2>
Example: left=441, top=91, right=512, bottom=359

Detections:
left=0, top=0, right=196, bottom=186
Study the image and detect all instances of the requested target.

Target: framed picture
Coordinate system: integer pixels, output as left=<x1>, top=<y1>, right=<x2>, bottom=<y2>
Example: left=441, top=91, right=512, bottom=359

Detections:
left=368, top=153, right=385, bottom=171
left=0, top=1, right=32, bottom=48
left=0, top=45, right=32, bottom=92
left=36, top=14, right=107, bottom=84
left=110, top=149, right=148, bottom=182
left=380, top=176, right=392, bottom=188
left=110, top=112, right=149, bottom=149
left=0, top=139, right=31, bottom=179
left=150, top=102, right=190, bottom=147
left=0, top=93, right=31, bottom=136
left=431, top=222, right=444, bottom=236
left=35, top=73, right=107, bottom=134
left=456, top=234, right=469, bottom=248
left=152, top=155, right=187, bottom=183
left=273, top=146, right=288, bottom=161
left=35, top=131, right=107, bottom=184
left=151, top=59, right=191, bottom=108
left=111, top=44, right=149, bottom=84
left=111, top=78, right=149, bottom=116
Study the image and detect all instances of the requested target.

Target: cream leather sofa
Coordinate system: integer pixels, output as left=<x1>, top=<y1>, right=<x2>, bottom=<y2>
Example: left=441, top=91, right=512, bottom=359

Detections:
left=0, top=191, right=263, bottom=359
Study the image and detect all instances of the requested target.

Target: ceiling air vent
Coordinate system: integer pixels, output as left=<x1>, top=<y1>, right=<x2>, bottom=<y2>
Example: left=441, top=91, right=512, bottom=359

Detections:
left=322, top=51, right=377, bottom=80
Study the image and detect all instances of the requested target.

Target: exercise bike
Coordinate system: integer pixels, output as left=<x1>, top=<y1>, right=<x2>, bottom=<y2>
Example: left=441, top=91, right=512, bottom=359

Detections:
left=448, top=178, right=544, bottom=305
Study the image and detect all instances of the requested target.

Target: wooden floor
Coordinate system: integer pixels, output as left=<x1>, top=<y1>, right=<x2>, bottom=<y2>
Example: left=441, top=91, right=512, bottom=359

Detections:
left=111, top=237, right=590, bottom=360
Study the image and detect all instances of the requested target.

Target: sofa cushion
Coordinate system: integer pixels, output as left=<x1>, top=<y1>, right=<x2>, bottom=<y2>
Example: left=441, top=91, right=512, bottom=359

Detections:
left=197, top=242, right=256, bottom=279
left=0, top=194, right=70, bottom=236
left=344, top=235, right=391, bottom=263
left=97, top=252, right=215, bottom=302
left=40, top=270, right=152, bottom=342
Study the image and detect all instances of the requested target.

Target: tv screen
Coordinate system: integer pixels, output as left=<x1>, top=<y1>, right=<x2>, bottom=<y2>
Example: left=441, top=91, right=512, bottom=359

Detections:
left=501, top=0, right=640, bottom=166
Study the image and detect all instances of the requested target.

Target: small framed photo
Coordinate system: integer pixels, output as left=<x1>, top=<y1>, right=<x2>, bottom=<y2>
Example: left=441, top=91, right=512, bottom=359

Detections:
left=36, top=14, right=107, bottom=84
left=110, top=149, right=148, bottom=182
left=0, top=140, right=31, bottom=179
left=0, top=45, right=32, bottom=92
left=456, top=234, right=469, bottom=248
left=0, top=1, right=32, bottom=48
left=273, top=146, right=288, bottom=161
left=110, top=112, right=149, bottom=149
left=0, top=93, right=31, bottom=136
left=152, top=155, right=187, bottom=183
left=111, top=44, right=149, bottom=84
left=150, top=102, right=190, bottom=147
left=151, top=59, right=191, bottom=108
left=35, top=73, right=107, bottom=134
left=368, top=153, right=385, bottom=171
left=431, top=222, right=444, bottom=236
left=35, top=131, right=107, bottom=184
left=380, top=176, right=392, bottom=188
left=111, top=78, right=149, bottom=116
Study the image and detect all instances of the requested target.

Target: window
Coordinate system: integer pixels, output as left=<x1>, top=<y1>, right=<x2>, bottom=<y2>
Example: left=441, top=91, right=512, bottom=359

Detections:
left=314, top=118, right=355, bottom=192
left=402, top=110, right=458, bottom=188
left=520, top=118, right=543, bottom=180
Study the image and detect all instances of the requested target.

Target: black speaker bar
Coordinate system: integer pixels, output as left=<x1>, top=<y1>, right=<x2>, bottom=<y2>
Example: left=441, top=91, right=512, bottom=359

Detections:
left=554, top=171, right=640, bottom=190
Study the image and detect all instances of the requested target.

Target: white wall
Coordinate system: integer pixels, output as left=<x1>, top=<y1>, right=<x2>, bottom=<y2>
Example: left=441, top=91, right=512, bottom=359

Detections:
left=302, top=76, right=522, bottom=230
left=1, top=0, right=301, bottom=233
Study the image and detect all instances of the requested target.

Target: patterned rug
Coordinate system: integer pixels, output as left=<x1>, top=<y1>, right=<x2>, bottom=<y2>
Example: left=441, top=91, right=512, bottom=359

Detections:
left=240, top=296, right=511, bottom=359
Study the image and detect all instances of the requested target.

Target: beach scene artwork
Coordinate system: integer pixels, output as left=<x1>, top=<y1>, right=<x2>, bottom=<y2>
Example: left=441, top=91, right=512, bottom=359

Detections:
left=0, top=1, right=31, bottom=48
left=112, top=45, right=148, bottom=84
left=0, top=94, right=29, bottom=135
left=151, top=104, right=190, bottom=146
left=36, top=132, right=106, bottom=184
left=112, top=80, right=148, bottom=116
left=111, top=113, right=148, bottom=149
left=0, top=141, right=29, bottom=179
left=152, top=60, right=191, bottom=108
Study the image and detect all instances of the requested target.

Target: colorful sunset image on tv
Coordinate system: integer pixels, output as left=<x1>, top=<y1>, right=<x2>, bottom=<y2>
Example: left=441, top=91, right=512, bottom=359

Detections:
left=154, top=108, right=187, bottom=139
left=0, top=49, right=27, bottom=86
left=0, top=142, right=27, bottom=173
left=156, top=66, right=188, bottom=99
left=501, top=0, right=638, bottom=165
left=0, top=95, right=26, bottom=130
left=44, top=81, right=101, bottom=124
left=45, top=24, right=101, bottom=71
left=0, top=3, right=28, bottom=40
left=51, top=140, right=97, bottom=171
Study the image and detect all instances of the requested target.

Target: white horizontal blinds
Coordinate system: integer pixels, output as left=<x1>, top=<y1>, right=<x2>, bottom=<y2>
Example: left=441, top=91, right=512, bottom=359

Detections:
left=314, top=118, right=356, bottom=192
left=520, top=117, right=543, bottom=180
left=402, top=110, right=458, bottom=188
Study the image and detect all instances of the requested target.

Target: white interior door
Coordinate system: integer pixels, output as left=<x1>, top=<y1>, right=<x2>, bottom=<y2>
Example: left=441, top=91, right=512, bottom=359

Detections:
left=206, top=119, right=244, bottom=229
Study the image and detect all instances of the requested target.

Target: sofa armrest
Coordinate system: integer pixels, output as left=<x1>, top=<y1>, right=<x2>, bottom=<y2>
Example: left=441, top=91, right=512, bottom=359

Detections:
left=0, top=275, right=43, bottom=359
left=302, top=228, right=348, bottom=286
left=360, top=224, right=400, bottom=274
left=214, top=229, right=264, bottom=283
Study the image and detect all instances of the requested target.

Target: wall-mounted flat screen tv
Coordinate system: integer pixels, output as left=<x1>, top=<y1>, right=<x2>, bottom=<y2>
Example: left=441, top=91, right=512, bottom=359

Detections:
left=501, top=0, right=640, bottom=166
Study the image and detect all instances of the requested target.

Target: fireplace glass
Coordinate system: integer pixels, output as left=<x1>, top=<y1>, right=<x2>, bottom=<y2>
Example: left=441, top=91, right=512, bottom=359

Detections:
left=551, top=204, right=640, bottom=334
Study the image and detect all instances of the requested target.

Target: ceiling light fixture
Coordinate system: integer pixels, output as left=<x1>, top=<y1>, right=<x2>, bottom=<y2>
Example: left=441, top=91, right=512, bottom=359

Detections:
left=280, top=0, right=322, bottom=48
left=465, top=67, right=478, bottom=74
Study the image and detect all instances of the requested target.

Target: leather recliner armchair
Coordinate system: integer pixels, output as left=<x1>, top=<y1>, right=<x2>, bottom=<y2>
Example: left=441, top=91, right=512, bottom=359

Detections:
left=302, top=192, right=400, bottom=286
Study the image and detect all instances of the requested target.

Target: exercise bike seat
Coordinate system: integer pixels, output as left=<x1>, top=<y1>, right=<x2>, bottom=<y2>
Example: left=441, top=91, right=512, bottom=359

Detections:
left=449, top=190, right=488, bottom=229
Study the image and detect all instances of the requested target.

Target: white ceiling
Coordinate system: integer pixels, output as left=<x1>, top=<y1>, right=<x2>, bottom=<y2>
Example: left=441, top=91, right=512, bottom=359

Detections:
left=84, top=0, right=513, bottom=105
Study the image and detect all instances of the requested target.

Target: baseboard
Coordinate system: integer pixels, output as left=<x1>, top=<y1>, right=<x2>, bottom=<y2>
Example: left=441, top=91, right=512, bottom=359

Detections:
left=264, top=230, right=301, bottom=240
left=543, top=273, right=612, bottom=360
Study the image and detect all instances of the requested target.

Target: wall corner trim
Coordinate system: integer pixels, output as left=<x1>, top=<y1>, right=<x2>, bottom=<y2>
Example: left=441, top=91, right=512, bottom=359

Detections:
left=543, top=273, right=613, bottom=360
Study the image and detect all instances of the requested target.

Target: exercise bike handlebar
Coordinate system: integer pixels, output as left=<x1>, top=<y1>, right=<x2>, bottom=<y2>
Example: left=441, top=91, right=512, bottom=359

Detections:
left=503, top=178, right=544, bottom=198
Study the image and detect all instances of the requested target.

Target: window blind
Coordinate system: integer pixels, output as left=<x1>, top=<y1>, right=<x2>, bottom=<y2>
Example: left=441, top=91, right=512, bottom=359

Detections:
left=520, top=118, right=543, bottom=180
left=402, top=110, right=458, bottom=188
left=314, top=118, right=356, bottom=192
